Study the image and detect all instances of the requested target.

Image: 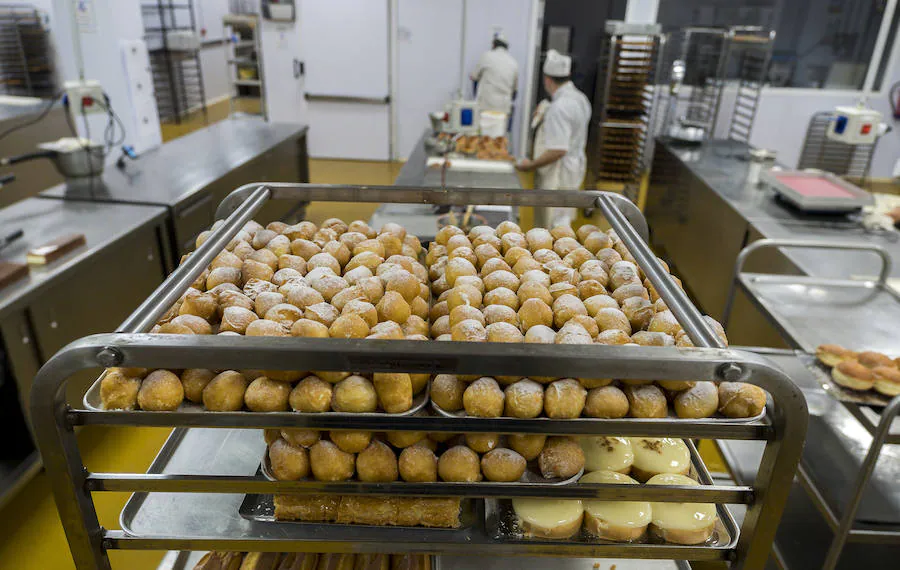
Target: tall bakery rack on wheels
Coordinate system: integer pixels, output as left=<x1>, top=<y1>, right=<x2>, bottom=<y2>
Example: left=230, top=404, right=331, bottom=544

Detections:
left=723, top=239, right=900, bottom=570
left=31, top=184, right=808, bottom=570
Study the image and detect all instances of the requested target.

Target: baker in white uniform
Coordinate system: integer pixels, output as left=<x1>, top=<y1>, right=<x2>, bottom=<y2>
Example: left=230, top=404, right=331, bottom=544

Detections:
left=470, top=31, right=519, bottom=115
left=516, top=49, right=592, bottom=228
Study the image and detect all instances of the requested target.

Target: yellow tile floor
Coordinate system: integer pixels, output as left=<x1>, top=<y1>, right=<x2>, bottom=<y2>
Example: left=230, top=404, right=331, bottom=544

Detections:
left=0, top=103, right=726, bottom=569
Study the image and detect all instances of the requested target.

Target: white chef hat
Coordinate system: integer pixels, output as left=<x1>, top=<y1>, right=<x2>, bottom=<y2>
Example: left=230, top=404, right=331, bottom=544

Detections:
left=493, top=29, right=508, bottom=44
left=543, top=49, right=571, bottom=77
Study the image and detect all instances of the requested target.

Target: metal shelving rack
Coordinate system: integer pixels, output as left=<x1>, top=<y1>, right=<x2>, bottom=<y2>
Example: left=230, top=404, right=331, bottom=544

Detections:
left=722, top=238, right=900, bottom=570
left=32, top=185, right=808, bottom=570
left=0, top=3, right=54, bottom=97
left=590, top=21, right=665, bottom=199
left=223, top=13, right=265, bottom=119
left=722, top=27, right=775, bottom=144
left=142, top=1, right=208, bottom=125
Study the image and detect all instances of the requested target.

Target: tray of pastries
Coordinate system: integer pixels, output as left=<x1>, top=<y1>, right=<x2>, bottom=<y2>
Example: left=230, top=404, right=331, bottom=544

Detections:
left=452, top=135, right=513, bottom=161
left=485, top=437, right=735, bottom=547
left=193, top=551, right=435, bottom=570
left=260, top=428, right=585, bottom=486
left=810, top=344, right=900, bottom=406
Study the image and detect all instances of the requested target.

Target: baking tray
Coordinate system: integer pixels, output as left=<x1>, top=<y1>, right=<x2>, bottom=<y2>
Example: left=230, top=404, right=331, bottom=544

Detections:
left=431, top=394, right=767, bottom=424
left=484, top=441, right=738, bottom=548
left=260, top=450, right=583, bottom=486
left=239, top=479, right=481, bottom=531
left=84, top=369, right=430, bottom=416
left=760, top=169, right=874, bottom=213
left=800, top=352, right=893, bottom=407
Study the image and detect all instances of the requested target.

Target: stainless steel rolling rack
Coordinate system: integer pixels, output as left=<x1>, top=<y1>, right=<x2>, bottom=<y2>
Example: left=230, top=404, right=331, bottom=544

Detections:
left=31, top=184, right=808, bottom=570
left=722, top=238, right=900, bottom=570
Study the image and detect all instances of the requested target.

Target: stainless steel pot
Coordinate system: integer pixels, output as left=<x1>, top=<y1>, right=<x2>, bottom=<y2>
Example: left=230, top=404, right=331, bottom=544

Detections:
left=1, top=139, right=105, bottom=178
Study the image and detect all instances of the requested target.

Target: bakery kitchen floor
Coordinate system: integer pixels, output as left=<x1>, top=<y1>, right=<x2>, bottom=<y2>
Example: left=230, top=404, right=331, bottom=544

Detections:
left=0, top=124, right=728, bottom=570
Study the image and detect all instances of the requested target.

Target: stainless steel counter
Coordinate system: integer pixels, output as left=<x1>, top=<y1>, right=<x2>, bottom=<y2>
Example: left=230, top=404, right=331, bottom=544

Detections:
left=41, top=117, right=310, bottom=257
left=371, top=130, right=517, bottom=240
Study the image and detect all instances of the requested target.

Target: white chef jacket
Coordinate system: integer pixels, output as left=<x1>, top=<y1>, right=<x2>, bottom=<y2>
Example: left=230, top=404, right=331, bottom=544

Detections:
left=537, top=80, right=592, bottom=190
left=472, top=47, right=519, bottom=114
left=532, top=81, right=591, bottom=227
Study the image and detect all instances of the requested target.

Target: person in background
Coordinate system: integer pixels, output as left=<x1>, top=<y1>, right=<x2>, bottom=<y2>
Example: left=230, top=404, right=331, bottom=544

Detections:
left=470, top=31, right=519, bottom=116
left=517, top=49, right=592, bottom=228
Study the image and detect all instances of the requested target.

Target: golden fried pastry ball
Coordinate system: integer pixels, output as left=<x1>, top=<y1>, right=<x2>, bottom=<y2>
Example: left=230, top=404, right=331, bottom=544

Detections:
left=518, top=298, right=553, bottom=332
left=290, top=318, right=329, bottom=340
left=611, top=283, right=649, bottom=305
left=463, top=377, right=505, bottom=417
left=579, top=260, right=609, bottom=285
left=202, top=370, right=248, bottom=411
left=444, top=257, right=477, bottom=288
left=376, top=291, right=411, bottom=324
left=263, top=428, right=280, bottom=445
left=475, top=244, right=503, bottom=269
left=283, top=284, right=326, bottom=310
left=500, top=232, right=528, bottom=253
left=332, top=375, right=378, bottom=412
left=484, top=270, right=520, bottom=293
left=426, top=315, right=449, bottom=338
left=551, top=237, right=579, bottom=258
left=249, top=248, right=280, bottom=271
left=244, top=377, right=291, bottom=412
left=241, top=259, right=274, bottom=285
left=342, top=299, right=378, bottom=329
left=179, top=369, right=216, bottom=404
left=309, top=440, right=356, bottom=482
left=674, top=382, right=719, bottom=419
left=216, top=289, right=254, bottom=319
left=429, top=300, right=450, bottom=322
left=281, top=428, right=320, bottom=448
left=595, top=329, right=632, bottom=345
left=244, top=319, right=287, bottom=339
left=303, top=302, right=340, bottom=327
left=631, top=331, right=675, bottom=347
left=449, top=304, right=485, bottom=328
left=446, top=234, right=472, bottom=256
left=484, top=304, right=519, bottom=326
left=329, top=313, right=370, bottom=339
left=313, top=228, right=339, bottom=248
left=265, top=303, right=304, bottom=329
left=343, top=264, right=373, bottom=286
left=550, top=224, right=576, bottom=240
left=179, top=290, right=217, bottom=321
left=508, top=434, right=546, bottom=461
left=100, top=369, right=141, bottom=410
left=330, top=285, right=365, bottom=312
left=346, top=220, right=375, bottom=238
left=484, top=287, right=519, bottom=310
left=548, top=264, right=581, bottom=286
left=162, top=314, right=214, bottom=335
left=385, top=270, right=420, bottom=303
left=399, top=445, right=439, bottom=482
left=555, top=322, right=593, bottom=345
left=269, top=438, right=310, bottom=481
left=539, top=436, right=585, bottom=479
left=322, top=241, right=351, bottom=267
left=622, top=297, right=655, bottom=331
left=609, top=261, right=640, bottom=290
left=595, top=307, right=632, bottom=335
left=373, top=372, right=413, bottom=413
left=386, top=429, right=426, bottom=448
left=309, top=274, right=349, bottom=303
left=657, top=380, right=696, bottom=391
left=549, top=282, right=578, bottom=301
left=524, top=324, right=556, bottom=345
left=465, top=432, right=500, bottom=453
left=366, top=321, right=405, bottom=340
left=353, top=238, right=386, bottom=258
left=252, top=291, right=284, bottom=319
left=137, top=370, right=184, bottom=411
left=438, top=446, right=482, bottom=482
left=251, top=228, right=277, bottom=249
left=347, top=251, right=386, bottom=274
left=584, top=385, right=629, bottom=418
left=496, top=220, right=522, bottom=237
left=648, top=310, right=682, bottom=336
left=544, top=379, right=587, bottom=419
left=531, top=248, right=559, bottom=265
left=451, top=319, right=487, bottom=342
left=502, top=245, right=529, bottom=267
left=446, top=284, right=482, bottom=312
left=481, top=448, right=527, bottom=482
left=289, top=375, right=333, bottom=413
left=432, top=374, right=467, bottom=412
left=210, top=249, right=243, bottom=271
left=718, top=382, right=766, bottom=418
left=564, top=247, right=594, bottom=270
left=525, top=228, right=554, bottom=252
left=595, top=248, right=623, bottom=271
left=552, top=294, right=588, bottom=329
left=356, top=440, right=399, bottom=482
left=512, top=256, right=543, bottom=277
left=455, top=275, right=485, bottom=294
left=480, top=256, right=510, bottom=277
left=577, top=280, right=607, bottom=300
left=486, top=321, right=524, bottom=343
left=568, top=315, right=600, bottom=338
left=402, top=315, right=429, bottom=337
left=624, top=384, right=667, bottom=418
left=584, top=294, right=619, bottom=316
left=504, top=378, right=544, bottom=418
left=435, top=224, right=464, bottom=245
left=290, top=238, right=321, bottom=260
left=517, top=281, right=553, bottom=307
left=582, top=231, right=612, bottom=254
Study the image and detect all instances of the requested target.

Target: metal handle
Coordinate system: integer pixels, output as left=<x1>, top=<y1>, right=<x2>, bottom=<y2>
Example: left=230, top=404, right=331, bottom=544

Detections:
left=304, top=93, right=390, bottom=104
left=1, top=149, right=57, bottom=165
left=116, top=185, right=271, bottom=334
left=722, top=238, right=893, bottom=328
left=596, top=194, right=725, bottom=350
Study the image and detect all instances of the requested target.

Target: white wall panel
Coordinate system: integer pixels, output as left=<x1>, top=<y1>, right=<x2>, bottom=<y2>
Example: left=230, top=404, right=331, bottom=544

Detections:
left=395, top=0, right=463, bottom=159
left=306, top=102, right=391, bottom=161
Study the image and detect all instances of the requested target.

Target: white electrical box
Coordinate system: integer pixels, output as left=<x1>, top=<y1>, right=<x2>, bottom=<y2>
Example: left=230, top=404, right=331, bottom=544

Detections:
left=827, top=105, right=883, bottom=145
left=64, top=79, right=105, bottom=115
left=446, top=99, right=480, bottom=134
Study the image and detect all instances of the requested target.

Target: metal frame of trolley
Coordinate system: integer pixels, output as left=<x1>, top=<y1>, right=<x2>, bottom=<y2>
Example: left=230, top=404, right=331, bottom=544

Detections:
left=32, top=185, right=808, bottom=570
left=723, top=238, right=900, bottom=570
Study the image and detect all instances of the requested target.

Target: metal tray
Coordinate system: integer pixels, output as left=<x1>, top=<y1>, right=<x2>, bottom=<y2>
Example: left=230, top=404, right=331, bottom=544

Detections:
left=238, top=480, right=481, bottom=532
left=801, top=352, right=893, bottom=408
left=484, top=441, right=738, bottom=548
left=84, top=369, right=430, bottom=416
left=430, top=393, right=767, bottom=424
left=260, top=454, right=583, bottom=486
left=760, top=169, right=874, bottom=213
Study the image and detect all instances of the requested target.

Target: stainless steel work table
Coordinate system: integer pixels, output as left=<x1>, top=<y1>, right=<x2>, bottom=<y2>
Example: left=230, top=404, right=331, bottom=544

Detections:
left=370, top=130, right=517, bottom=240
left=0, top=197, right=168, bottom=508
left=40, top=117, right=310, bottom=258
